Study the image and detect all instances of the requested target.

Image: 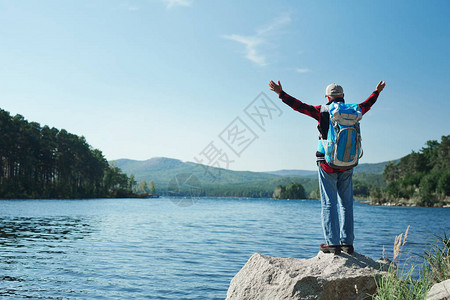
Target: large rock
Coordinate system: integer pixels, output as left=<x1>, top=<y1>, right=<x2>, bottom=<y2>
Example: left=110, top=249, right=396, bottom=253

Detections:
left=226, top=252, right=387, bottom=300
left=427, top=279, right=450, bottom=300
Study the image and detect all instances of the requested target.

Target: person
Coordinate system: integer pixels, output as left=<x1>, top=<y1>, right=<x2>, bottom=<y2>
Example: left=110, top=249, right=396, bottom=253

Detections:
left=268, top=80, right=386, bottom=254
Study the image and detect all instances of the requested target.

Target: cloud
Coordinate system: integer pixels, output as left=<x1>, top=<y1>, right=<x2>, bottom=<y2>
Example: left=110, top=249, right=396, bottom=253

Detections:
left=296, top=68, right=310, bottom=73
left=256, top=14, right=291, bottom=36
left=163, top=0, right=192, bottom=8
left=223, top=34, right=266, bottom=66
left=223, top=14, right=291, bottom=66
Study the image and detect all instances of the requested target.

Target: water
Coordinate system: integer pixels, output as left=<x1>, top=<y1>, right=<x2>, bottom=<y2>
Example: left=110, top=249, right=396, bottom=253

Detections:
left=0, top=198, right=448, bottom=299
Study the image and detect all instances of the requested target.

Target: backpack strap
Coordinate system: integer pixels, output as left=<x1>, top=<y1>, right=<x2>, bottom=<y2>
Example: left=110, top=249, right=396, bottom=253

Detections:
left=318, top=105, right=330, bottom=154
left=320, top=104, right=329, bottom=112
left=318, top=105, right=330, bottom=139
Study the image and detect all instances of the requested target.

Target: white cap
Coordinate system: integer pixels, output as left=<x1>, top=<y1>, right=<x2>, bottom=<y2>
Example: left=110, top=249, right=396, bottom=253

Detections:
left=326, top=83, right=344, bottom=96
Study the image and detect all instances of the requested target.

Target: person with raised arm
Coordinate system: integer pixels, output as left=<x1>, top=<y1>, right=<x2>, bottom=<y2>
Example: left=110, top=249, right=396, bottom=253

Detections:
left=269, top=79, right=386, bottom=254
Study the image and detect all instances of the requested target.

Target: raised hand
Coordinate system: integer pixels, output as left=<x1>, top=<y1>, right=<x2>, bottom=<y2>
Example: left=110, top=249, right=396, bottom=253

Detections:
left=376, top=81, right=386, bottom=93
left=269, top=80, right=283, bottom=95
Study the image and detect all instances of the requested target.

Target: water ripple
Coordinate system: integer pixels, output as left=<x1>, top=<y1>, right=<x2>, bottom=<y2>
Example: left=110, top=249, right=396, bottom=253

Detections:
left=0, top=198, right=448, bottom=299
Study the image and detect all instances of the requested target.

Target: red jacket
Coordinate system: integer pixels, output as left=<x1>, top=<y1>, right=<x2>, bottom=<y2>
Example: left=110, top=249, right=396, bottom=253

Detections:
left=279, top=90, right=379, bottom=173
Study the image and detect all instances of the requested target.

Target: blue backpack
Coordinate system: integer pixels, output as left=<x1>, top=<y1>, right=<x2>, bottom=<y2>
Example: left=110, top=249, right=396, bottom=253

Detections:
left=319, top=103, right=363, bottom=168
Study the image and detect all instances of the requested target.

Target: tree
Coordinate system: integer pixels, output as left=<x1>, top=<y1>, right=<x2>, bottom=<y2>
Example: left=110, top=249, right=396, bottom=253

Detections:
left=138, top=179, right=148, bottom=194
left=129, top=174, right=137, bottom=194
left=378, top=135, right=449, bottom=207
left=149, top=180, right=156, bottom=194
left=273, top=183, right=306, bottom=199
left=309, top=187, right=320, bottom=199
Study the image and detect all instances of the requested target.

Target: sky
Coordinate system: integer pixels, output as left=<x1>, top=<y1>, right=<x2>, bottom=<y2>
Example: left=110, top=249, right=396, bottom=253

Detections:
left=0, top=0, right=449, bottom=172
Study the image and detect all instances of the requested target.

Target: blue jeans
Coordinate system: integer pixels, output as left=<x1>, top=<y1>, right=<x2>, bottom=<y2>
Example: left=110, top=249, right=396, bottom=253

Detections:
left=318, top=166, right=354, bottom=246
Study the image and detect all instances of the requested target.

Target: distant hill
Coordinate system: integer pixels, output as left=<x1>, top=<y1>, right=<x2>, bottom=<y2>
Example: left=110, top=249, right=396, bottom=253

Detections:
left=112, top=157, right=395, bottom=185
left=264, top=159, right=399, bottom=178
left=353, top=160, right=399, bottom=174
left=112, top=157, right=279, bottom=187
left=111, top=157, right=392, bottom=197
left=112, top=157, right=321, bottom=197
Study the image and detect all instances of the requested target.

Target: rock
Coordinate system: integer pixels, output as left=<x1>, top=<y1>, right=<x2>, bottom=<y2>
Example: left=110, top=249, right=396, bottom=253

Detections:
left=427, top=279, right=450, bottom=300
left=226, top=252, right=386, bottom=300
left=375, top=257, right=396, bottom=271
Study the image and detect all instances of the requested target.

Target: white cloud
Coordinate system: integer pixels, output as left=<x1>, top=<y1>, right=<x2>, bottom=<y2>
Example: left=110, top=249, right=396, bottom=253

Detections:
left=164, top=0, right=192, bottom=8
left=296, top=68, right=310, bottom=73
left=256, top=14, right=291, bottom=36
left=223, top=34, right=266, bottom=66
left=223, top=13, right=291, bottom=67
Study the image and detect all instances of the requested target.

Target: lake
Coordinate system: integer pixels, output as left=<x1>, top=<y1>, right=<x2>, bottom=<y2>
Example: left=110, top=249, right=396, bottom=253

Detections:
left=0, top=198, right=449, bottom=299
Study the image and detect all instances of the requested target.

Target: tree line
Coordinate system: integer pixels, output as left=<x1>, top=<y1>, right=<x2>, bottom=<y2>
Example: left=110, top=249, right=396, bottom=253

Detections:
left=272, top=183, right=306, bottom=199
left=195, top=174, right=384, bottom=200
left=370, top=135, right=449, bottom=207
left=0, top=109, right=136, bottom=199
left=194, top=177, right=317, bottom=199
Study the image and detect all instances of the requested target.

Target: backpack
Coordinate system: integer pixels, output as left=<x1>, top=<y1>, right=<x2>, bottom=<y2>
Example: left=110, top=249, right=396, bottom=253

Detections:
left=319, top=102, right=363, bottom=168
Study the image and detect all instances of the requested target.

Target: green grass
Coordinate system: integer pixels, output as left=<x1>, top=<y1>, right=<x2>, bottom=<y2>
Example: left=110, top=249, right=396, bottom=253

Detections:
left=373, top=227, right=450, bottom=299
left=422, top=232, right=450, bottom=284
left=374, top=264, right=431, bottom=300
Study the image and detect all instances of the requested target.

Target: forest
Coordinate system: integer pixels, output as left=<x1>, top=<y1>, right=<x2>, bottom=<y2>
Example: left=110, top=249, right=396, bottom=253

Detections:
left=272, top=183, right=306, bottom=199
left=370, top=135, right=449, bottom=207
left=192, top=174, right=382, bottom=200
left=0, top=109, right=136, bottom=199
left=196, top=177, right=317, bottom=199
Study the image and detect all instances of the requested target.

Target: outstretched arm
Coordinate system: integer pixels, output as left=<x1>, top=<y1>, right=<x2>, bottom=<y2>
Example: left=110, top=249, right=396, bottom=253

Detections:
left=268, top=80, right=320, bottom=120
left=359, top=81, right=386, bottom=115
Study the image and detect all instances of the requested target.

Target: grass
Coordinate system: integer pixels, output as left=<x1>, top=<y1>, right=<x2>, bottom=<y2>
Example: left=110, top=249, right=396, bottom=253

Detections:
left=373, top=226, right=450, bottom=299
left=423, top=232, right=450, bottom=284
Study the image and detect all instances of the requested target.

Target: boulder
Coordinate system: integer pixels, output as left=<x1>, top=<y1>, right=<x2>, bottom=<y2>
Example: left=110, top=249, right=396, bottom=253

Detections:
left=427, top=279, right=450, bottom=300
left=226, top=252, right=387, bottom=300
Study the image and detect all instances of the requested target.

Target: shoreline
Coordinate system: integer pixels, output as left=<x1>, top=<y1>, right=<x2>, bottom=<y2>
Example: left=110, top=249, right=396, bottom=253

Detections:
left=1, top=196, right=449, bottom=208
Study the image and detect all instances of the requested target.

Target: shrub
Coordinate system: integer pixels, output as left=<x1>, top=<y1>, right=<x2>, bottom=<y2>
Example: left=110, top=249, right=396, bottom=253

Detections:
left=374, top=227, right=449, bottom=299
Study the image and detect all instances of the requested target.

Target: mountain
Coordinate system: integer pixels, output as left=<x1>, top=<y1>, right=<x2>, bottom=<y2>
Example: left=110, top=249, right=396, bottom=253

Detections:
left=112, top=157, right=394, bottom=185
left=111, top=157, right=279, bottom=187
left=353, top=160, right=399, bottom=174
left=111, top=157, right=323, bottom=197
left=265, top=159, right=399, bottom=177
left=111, top=157, right=392, bottom=197
left=113, top=157, right=394, bottom=179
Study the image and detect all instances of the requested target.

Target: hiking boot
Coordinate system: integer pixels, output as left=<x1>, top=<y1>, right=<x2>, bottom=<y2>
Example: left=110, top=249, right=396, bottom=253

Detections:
left=320, top=244, right=341, bottom=254
left=341, top=245, right=354, bottom=254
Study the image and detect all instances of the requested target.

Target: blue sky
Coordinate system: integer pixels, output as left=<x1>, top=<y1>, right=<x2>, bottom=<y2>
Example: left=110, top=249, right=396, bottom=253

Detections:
left=0, top=0, right=449, bottom=172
